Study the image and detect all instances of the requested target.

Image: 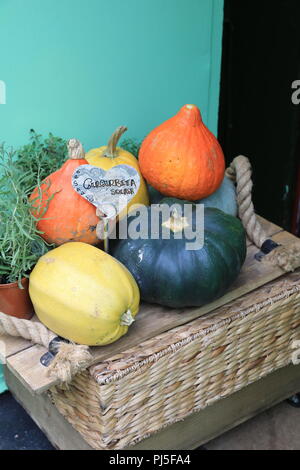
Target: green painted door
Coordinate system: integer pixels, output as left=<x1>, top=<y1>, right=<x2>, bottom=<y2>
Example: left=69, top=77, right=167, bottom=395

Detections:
left=0, top=0, right=224, bottom=148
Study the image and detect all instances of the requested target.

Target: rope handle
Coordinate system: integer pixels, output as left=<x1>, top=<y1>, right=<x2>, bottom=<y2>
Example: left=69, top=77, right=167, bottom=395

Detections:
left=226, top=155, right=300, bottom=272
left=0, top=312, right=92, bottom=384
left=1, top=155, right=299, bottom=387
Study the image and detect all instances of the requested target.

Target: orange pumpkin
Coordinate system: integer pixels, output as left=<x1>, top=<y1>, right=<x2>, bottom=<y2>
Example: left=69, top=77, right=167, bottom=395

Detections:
left=30, top=139, right=99, bottom=246
left=139, top=104, right=225, bottom=200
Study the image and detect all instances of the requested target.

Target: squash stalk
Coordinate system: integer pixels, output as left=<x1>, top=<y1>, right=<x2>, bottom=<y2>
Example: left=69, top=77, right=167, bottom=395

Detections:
left=104, top=126, right=128, bottom=159
left=120, top=309, right=135, bottom=326
left=162, top=208, right=189, bottom=233
left=68, top=139, right=85, bottom=160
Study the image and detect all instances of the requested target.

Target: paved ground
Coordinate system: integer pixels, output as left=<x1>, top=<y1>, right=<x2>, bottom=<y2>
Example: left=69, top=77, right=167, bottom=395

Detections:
left=0, top=391, right=299, bottom=450
left=0, top=392, right=54, bottom=450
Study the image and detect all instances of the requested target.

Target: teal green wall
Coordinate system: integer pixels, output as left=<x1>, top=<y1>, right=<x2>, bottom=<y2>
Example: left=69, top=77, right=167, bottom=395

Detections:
left=0, top=0, right=224, bottom=149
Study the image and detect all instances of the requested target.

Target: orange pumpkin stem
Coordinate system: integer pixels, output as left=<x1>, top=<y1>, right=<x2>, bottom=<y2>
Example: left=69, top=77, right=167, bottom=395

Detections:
left=177, top=104, right=202, bottom=126
left=68, top=139, right=85, bottom=160
left=104, top=126, right=128, bottom=158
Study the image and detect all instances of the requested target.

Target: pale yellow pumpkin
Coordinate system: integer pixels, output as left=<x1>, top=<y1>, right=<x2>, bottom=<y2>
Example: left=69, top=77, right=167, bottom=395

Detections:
left=29, top=242, right=140, bottom=346
left=85, top=126, right=149, bottom=217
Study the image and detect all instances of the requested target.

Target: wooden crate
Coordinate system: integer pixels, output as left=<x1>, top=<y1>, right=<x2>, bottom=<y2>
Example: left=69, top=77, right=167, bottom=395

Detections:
left=1, top=217, right=300, bottom=450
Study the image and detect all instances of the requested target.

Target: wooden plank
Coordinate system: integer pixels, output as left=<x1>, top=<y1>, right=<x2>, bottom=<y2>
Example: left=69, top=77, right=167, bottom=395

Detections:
left=0, top=335, right=33, bottom=364
left=5, top=363, right=300, bottom=450
left=6, top=226, right=300, bottom=395
left=0, top=315, right=48, bottom=364
left=6, top=345, right=50, bottom=395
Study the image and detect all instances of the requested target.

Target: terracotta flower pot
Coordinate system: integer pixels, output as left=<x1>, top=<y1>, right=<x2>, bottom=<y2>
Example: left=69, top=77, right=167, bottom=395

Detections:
left=0, top=277, right=34, bottom=319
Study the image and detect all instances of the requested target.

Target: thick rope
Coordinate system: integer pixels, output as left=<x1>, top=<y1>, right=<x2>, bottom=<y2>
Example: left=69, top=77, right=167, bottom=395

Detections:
left=226, top=155, right=300, bottom=272
left=226, top=156, right=266, bottom=247
left=0, top=312, right=92, bottom=383
left=0, top=312, right=55, bottom=347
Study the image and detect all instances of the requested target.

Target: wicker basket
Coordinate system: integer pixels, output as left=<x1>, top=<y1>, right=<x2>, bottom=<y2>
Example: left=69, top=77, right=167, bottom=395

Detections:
left=49, top=271, right=300, bottom=450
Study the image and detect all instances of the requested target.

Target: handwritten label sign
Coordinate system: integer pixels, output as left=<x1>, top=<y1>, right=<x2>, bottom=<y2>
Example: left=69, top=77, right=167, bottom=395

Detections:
left=72, top=164, right=140, bottom=218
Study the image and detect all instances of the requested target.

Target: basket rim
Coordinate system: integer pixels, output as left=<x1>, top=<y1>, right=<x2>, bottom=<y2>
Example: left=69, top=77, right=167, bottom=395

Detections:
left=91, top=275, right=300, bottom=386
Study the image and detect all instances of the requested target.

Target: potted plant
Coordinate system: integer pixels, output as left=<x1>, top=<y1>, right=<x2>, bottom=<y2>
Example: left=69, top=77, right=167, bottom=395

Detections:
left=0, top=144, right=52, bottom=319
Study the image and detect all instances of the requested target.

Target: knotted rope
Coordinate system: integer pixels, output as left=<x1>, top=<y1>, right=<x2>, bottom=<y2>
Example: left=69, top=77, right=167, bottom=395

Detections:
left=226, top=155, right=300, bottom=272
left=0, top=312, right=92, bottom=383
left=0, top=155, right=299, bottom=386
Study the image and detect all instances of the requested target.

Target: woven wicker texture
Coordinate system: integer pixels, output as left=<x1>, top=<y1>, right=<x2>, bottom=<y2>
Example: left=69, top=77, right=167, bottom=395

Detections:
left=50, top=272, right=300, bottom=450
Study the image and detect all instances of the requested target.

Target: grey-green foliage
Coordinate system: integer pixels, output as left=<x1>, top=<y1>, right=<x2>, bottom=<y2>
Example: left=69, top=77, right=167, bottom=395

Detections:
left=16, top=129, right=67, bottom=191
left=121, top=138, right=142, bottom=159
left=0, top=135, right=63, bottom=285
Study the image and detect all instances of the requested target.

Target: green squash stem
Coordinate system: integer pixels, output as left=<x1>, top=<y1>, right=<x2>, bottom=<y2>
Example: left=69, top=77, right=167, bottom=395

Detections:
left=120, top=309, right=135, bottom=326
left=162, top=208, right=189, bottom=233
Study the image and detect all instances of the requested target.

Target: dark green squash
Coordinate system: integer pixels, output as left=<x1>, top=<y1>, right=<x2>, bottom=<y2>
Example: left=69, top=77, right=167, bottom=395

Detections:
left=112, top=198, right=246, bottom=308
